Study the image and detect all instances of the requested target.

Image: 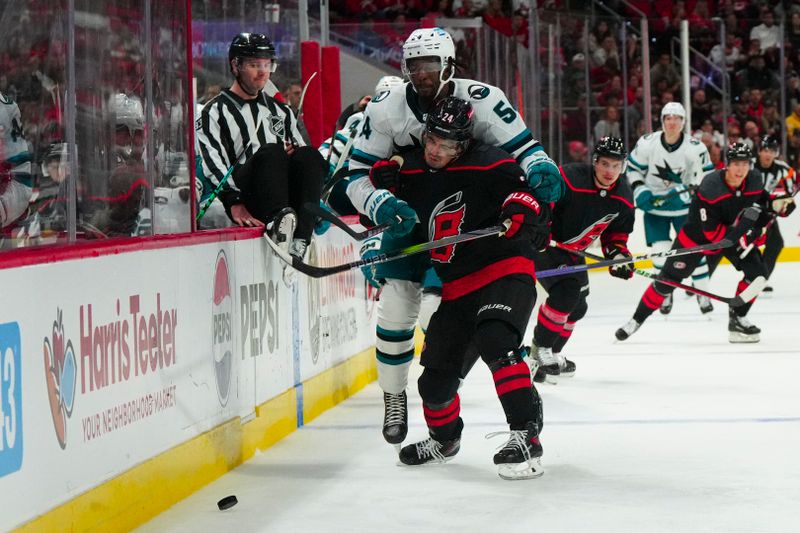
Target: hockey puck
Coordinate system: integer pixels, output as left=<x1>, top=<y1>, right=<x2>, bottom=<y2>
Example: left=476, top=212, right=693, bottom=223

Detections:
left=217, top=495, right=238, bottom=511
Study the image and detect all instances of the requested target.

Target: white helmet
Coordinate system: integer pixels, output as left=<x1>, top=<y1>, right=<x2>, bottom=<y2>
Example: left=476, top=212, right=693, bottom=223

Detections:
left=661, top=101, right=686, bottom=122
left=374, top=75, right=403, bottom=96
left=402, top=28, right=456, bottom=94
left=110, top=93, right=144, bottom=134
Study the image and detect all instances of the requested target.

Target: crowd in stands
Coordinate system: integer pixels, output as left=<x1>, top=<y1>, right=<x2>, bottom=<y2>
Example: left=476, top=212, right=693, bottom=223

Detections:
left=330, top=0, right=800, bottom=170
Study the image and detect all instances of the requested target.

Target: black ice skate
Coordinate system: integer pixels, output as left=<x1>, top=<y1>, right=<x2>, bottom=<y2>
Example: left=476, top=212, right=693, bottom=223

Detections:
left=659, top=293, right=673, bottom=315
left=265, top=207, right=297, bottom=252
left=383, top=391, right=408, bottom=446
left=488, top=420, right=544, bottom=480
left=399, top=435, right=460, bottom=465
left=697, top=294, right=714, bottom=314
left=558, top=353, right=576, bottom=377
left=532, top=346, right=560, bottom=384
left=615, top=318, right=641, bottom=341
left=729, top=310, right=760, bottom=343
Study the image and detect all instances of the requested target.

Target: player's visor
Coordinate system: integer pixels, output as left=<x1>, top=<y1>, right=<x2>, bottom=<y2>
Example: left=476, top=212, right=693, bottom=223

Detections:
left=403, top=58, right=443, bottom=75
left=423, top=132, right=461, bottom=155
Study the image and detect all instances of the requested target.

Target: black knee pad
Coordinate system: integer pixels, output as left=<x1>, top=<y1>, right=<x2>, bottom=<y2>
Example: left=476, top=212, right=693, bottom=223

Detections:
left=569, top=294, right=588, bottom=322
left=546, top=278, right=583, bottom=314
left=483, top=346, right=527, bottom=373
left=532, top=383, right=544, bottom=433
left=475, top=320, right=520, bottom=362
left=418, top=368, right=460, bottom=406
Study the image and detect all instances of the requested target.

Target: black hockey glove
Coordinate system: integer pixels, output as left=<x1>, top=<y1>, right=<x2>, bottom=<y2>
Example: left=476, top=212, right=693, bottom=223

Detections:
left=369, top=158, right=401, bottom=194
left=605, top=246, right=634, bottom=280
left=500, top=192, right=551, bottom=250
left=769, top=195, right=796, bottom=217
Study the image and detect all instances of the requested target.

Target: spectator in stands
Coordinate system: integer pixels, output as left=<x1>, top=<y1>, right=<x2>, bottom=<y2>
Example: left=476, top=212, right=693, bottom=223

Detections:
left=760, top=99, right=781, bottom=137
left=786, top=102, right=800, bottom=138
left=566, top=140, right=588, bottom=163
left=694, top=118, right=725, bottom=148
left=727, top=121, right=743, bottom=145
left=563, top=96, right=589, bottom=141
left=789, top=11, right=800, bottom=52
left=564, top=53, right=587, bottom=104
left=787, top=129, right=800, bottom=170
left=594, top=105, right=621, bottom=141
left=690, top=89, right=712, bottom=130
left=749, top=8, right=781, bottom=54
left=588, top=19, right=612, bottom=53
left=650, top=53, right=681, bottom=95
left=599, top=75, right=624, bottom=106
left=281, top=80, right=313, bottom=145
left=709, top=143, right=724, bottom=169
left=746, top=88, right=764, bottom=123
left=743, top=120, right=760, bottom=150
left=735, top=54, right=778, bottom=94
left=709, top=32, right=742, bottom=74
left=592, top=35, right=620, bottom=68
left=787, top=72, right=800, bottom=112
left=356, top=15, right=386, bottom=52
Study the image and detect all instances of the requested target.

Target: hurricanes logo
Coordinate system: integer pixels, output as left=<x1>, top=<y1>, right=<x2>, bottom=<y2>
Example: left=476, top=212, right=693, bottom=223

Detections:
left=561, top=213, right=619, bottom=251
left=429, top=191, right=466, bottom=263
left=43, top=309, right=77, bottom=449
left=468, top=84, right=490, bottom=100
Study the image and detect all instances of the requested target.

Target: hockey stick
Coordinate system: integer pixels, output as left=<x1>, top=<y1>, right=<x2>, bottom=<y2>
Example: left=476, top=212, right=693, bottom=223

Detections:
left=538, top=205, right=759, bottom=279
left=651, top=184, right=698, bottom=207
left=304, top=201, right=391, bottom=240
left=549, top=241, right=748, bottom=306
left=196, top=143, right=250, bottom=221
left=536, top=239, right=734, bottom=280
left=263, top=223, right=508, bottom=278
left=297, top=71, right=317, bottom=118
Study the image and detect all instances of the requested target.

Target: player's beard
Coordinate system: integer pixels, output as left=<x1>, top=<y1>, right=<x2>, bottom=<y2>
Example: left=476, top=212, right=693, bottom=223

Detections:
left=237, top=75, right=266, bottom=97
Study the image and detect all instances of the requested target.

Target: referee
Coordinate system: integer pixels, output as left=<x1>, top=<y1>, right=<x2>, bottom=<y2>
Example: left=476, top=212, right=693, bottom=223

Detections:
left=196, top=32, right=324, bottom=259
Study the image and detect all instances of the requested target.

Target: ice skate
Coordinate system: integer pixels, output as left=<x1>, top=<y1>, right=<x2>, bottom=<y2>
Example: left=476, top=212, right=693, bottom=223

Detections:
left=697, top=294, right=714, bottom=314
left=488, top=421, right=544, bottom=480
left=615, top=318, right=641, bottom=341
left=382, top=391, right=408, bottom=447
left=557, top=352, right=576, bottom=377
left=729, top=310, right=760, bottom=343
left=532, top=346, right=560, bottom=384
left=265, top=207, right=297, bottom=252
left=398, top=435, right=460, bottom=465
left=659, top=292, right=673, bottom=315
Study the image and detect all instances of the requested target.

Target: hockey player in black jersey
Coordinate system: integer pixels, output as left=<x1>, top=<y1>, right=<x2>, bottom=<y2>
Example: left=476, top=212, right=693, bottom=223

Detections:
left=373, top=97, right=550, bottom=479
left=531, top=137, right=635, bottom=384
left=752, top=135, right=797, bottom=290
left=615, top=142, right=794, bottom=343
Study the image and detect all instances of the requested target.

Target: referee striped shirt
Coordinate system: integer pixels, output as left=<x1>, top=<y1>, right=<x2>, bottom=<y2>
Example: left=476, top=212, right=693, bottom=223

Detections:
left=195, top=88, right=305, bottom=198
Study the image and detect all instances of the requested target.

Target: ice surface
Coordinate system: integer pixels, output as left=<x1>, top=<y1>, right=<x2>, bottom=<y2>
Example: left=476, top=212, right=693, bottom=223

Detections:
left=137, top=264, right=800, bottom=533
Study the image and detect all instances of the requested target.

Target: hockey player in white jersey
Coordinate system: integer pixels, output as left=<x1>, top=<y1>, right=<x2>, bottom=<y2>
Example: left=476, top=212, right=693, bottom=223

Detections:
left=626, top=102, right=715, bottom=314
left=344, top=27, right=563, bottom=447
left=319, top=75, right=403, bottom=216
left=0, top=91, right=33, bottom=228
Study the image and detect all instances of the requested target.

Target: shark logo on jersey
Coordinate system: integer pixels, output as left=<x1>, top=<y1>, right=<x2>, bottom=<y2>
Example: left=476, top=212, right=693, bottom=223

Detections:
left=269, top=115, right=286, bottom=138
left=654, top=160, right=684, bottom=185
left=561, top=213, right=619, bottom=251
left=468, top=84, right=490, bottom=100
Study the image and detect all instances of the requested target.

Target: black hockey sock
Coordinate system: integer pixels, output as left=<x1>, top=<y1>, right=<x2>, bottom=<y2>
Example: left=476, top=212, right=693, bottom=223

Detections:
left=633, top=284, right=668, bottom=323
left=423, top=395, right=462, bottom=442
left=533, top=302, right=570, bottom=349
left=552, top=321, right=575, bottom=353
left=490, top=358, right=536, bottom=429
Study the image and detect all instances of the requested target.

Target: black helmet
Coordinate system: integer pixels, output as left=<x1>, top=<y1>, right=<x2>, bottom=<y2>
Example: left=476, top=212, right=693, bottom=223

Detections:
left=593, top=136, right=626, bottom=161
left=228, top=33, right=276, bottom=66
left=759, top=134, right=779, bottom=152
left=727, top=141, right=753, bottom=161
left=425, top=97, right=474, bottom=143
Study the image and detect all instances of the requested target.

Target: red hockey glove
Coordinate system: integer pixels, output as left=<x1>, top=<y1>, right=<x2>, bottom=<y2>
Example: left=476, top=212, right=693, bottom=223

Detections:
left=501, top=192, right=550, bottom=250
left=369, top=159, right=401, bottom=193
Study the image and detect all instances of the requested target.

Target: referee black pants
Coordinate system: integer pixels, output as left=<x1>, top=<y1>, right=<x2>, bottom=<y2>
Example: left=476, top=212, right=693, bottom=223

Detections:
left=233, top=144, right=325, bottom=241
